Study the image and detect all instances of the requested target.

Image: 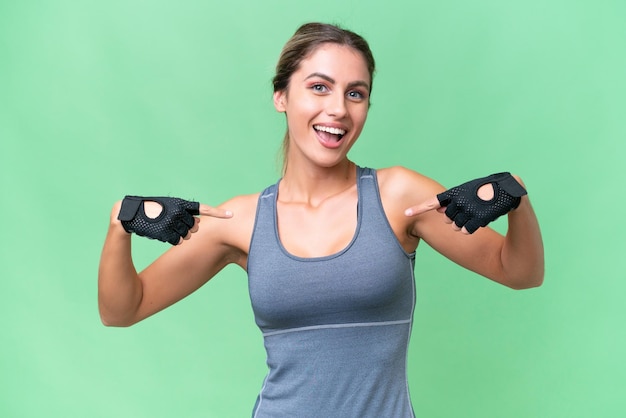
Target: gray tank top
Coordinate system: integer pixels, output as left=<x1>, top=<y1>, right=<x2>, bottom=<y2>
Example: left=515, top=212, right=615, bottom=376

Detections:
left=247, top=166, right=416, bottom=417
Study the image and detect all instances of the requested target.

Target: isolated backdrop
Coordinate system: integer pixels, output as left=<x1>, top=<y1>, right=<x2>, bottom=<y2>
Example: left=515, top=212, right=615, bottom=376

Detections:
left=1, top=1, right=625, bottom=417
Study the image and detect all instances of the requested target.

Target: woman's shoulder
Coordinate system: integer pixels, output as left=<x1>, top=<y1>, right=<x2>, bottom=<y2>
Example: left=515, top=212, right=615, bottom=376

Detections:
left=374, top=166, right=445, bottom=201
left=360, top=166, right=446, bottom=252
left=218, top=192, right=262, bottom=229
left=196, top=192, right=261, bottom=234
left=195, top=192, right=261, bottom=262
left=222, top=192, right=262, bottom=211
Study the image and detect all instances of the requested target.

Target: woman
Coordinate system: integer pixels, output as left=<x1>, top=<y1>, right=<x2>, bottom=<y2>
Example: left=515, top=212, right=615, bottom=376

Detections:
left=98, top=22, right=544, bottom=417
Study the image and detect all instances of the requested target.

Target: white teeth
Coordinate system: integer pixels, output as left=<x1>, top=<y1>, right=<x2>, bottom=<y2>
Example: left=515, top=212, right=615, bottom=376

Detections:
left=314, top=125, right=346, bottom=136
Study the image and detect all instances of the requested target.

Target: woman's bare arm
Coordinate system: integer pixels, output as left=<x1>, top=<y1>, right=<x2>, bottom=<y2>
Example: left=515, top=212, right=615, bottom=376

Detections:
left=379, top=167, right=544, bottom=289
left=97, top=198, right=246, bottom=327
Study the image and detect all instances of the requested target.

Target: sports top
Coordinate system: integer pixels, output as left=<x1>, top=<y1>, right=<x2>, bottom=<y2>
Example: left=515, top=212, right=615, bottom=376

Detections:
left=247, top=166, right=417, bottom=417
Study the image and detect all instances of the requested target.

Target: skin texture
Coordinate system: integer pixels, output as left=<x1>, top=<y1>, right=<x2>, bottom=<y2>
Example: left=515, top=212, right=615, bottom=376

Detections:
left=98, top=43, right=544, bottom=327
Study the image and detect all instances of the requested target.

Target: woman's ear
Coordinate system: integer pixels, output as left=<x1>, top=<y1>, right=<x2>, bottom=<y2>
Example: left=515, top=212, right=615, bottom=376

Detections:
left=273, top=90, right=286, bottom=112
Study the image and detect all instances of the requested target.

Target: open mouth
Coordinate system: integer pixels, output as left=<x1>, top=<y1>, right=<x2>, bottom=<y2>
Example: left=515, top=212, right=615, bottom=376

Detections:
left=313, top=125, right=346, bottom=142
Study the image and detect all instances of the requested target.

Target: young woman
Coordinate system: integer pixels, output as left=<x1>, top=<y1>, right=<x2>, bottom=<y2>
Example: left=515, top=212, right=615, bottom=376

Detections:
left=98, top=22, right=544, bottom=417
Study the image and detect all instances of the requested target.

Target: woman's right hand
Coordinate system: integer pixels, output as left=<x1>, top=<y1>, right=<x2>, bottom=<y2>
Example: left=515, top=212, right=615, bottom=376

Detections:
left=99, top=196, right=236, bottom=326
left=110, top=196, right=233, bottom=245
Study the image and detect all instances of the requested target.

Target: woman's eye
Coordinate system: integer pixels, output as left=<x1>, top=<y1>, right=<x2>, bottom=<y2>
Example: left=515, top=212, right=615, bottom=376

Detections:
left=312, top=84, right=328, bottom=93
left=347, top=90, right=366, bottom=100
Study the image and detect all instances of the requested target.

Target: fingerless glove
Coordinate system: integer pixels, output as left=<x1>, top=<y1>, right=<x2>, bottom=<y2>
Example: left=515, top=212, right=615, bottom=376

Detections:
left=117, top=196, right=200, bottom=245
left=437, top=172, right=527, bottom=234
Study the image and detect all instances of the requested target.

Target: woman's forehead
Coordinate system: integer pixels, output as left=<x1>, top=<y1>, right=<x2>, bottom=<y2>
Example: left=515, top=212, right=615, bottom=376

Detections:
left=297, top=43, right=371, bottom=82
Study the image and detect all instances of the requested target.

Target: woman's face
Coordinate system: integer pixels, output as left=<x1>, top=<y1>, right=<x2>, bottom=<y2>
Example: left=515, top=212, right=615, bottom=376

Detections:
left=274, top=43, right=371, bottom=169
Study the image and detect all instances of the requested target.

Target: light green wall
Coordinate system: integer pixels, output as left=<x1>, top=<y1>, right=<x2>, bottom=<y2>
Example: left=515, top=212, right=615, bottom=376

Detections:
left=1, top=1, right=624, bottom=417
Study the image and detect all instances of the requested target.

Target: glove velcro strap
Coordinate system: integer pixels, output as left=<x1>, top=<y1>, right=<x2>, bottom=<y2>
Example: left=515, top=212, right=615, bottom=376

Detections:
left=488, top=173, right=527, bottom=198
left=118, top=196, right=144, bottom=222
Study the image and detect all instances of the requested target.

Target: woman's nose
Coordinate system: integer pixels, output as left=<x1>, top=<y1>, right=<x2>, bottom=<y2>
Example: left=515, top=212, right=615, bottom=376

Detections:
left=325, top=94, right=347, bottom=118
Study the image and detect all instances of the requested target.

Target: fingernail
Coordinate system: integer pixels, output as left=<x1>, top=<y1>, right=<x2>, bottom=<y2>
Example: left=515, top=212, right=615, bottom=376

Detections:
left=404, top=209, right=413, bottom=216
left=225, top=211, right=233, bottom=217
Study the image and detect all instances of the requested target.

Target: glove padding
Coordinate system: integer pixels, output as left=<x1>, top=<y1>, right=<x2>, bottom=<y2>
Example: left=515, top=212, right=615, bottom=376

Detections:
left=437, top=172, right=527, bottom=234
left=117, top=196, right=200, bottom=245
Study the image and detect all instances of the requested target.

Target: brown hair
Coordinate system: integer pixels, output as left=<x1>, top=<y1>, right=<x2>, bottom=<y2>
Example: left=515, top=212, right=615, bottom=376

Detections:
left=273, top=22, right=376, bottom=173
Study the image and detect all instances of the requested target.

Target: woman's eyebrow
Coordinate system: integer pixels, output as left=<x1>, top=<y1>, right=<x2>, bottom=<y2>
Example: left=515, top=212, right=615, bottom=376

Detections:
left=305, top=72, right=335, bottom=83
left=347, top=80, right=370, bottom=91
left=304, top=72, right=370, bottom=91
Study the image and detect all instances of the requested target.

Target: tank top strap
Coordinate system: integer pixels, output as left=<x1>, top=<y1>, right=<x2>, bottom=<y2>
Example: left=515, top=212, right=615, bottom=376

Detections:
left=260, top=183, right=278, bottom=200
left=356, top=166, right=385, bottom=223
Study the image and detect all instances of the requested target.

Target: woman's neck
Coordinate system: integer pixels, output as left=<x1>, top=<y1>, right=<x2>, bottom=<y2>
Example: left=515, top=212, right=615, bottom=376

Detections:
left=279, top=159, right=357, bottom=206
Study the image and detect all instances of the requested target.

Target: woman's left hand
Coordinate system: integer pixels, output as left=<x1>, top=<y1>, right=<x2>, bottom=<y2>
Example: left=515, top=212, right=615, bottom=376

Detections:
left=404, top=172, right=527, bottom=234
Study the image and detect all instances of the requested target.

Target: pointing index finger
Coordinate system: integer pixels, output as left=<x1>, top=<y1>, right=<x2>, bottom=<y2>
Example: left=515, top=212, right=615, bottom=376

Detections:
left=404, top=196, right=442, bottom=217
left=198, top=203, right=233, bottom=219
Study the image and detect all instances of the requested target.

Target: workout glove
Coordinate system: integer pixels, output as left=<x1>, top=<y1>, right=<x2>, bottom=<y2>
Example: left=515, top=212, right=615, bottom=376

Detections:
left=118, top=196, right=200, bottom=245
left=437, top=172, right=527, bottom=234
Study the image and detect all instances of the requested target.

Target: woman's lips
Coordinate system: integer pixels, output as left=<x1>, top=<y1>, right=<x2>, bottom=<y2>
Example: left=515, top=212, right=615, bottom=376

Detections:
left=314, top=125, right=346, bottom=149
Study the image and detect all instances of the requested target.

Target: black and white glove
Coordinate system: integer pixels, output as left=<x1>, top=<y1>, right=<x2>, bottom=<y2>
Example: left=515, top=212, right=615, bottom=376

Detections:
left=117, top=196, right=200, bottom=245
left=437, top=172, right=527, bottom=234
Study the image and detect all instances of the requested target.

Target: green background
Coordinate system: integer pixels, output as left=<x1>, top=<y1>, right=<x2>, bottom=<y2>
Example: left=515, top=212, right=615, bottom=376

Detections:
left=1, top=0, right=624, bottom=417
